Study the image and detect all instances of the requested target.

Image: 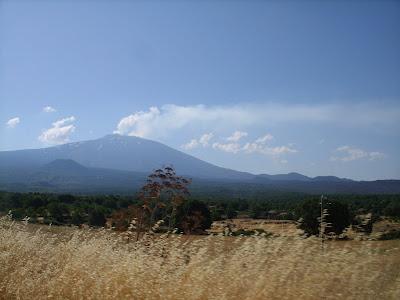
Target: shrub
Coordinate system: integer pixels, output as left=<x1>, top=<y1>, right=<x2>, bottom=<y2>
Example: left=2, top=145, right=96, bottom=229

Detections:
left=88, top=207, right=106, bottom=227
left=210, top=207, right=224, bottom=221
left=297, top=199, right=352, bottom=236
left=173, top=199, right=212, bottom=234
left=379, top=229, right=400, bottom=240
left=71, top=209, right=85, bottom=225
left=47, top=202, right=68, bottom=224
left=225, top=203, right=238, bottom=219
left=383, top=201, right=400, bottom=220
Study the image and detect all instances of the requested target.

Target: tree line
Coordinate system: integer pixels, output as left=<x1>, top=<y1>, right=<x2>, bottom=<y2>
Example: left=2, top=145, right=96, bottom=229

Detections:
left=0, top=167, right=399, bottom=236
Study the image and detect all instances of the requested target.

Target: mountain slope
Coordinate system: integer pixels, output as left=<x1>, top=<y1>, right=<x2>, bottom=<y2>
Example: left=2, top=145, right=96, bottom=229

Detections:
left=0, top=134, right=254, bottom=180
left=0, top=159, right=148, bottom=194
left=1, top=135, right=399, bottom=195
left=42, top=159, right=89, bottom=175
left=2, top=168, right=399, bottom=196
left=0, top=158, right=399, bottom=195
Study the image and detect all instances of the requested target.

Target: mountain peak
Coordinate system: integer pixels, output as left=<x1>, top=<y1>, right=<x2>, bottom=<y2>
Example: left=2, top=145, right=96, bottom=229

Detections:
left=102, top=133, right=142, bottom=140
left=103, top=133, right=123, bottom=139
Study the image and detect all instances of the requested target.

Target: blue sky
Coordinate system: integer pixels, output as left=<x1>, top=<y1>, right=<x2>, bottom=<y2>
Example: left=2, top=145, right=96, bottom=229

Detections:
left=1, top=0, right=399, bottom=180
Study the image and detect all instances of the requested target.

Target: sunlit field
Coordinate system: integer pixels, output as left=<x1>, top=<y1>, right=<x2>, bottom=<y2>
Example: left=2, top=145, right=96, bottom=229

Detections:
left=1, top=216, right=399, bottom=300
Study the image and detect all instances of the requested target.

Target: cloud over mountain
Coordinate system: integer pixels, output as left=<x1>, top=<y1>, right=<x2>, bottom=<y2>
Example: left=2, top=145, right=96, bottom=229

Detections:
left=182, top=133, right=214, bottom=150
left=113, top=103, right=400, bottom=141
left=330, top=146, right=385, bottom=162
left=38, top=116, right=76, bottom=145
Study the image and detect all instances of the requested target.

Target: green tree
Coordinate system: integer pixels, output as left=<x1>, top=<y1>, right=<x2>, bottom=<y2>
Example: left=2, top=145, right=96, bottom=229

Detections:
left=88, top=207, right=106, bottom=227
left=58, top=194, right=75, bottom=204
left=47, top=202, right=68, bottom=224
left=210, top=207, right=224, bottom=221
left=249, top=203, right=262, bottom=219
left=225, top=203, right=237, bottom=219
left=384, top=201, right=400, bottom=220
left=25, top=196, right=45, bottom=209
left=71, top=209, right=85, bottom=225
left=297, top=199, right=352, bottom=236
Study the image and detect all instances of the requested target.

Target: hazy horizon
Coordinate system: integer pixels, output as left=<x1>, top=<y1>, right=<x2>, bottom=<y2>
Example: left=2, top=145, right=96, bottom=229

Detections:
left=1, top=133, right=398, bottom=181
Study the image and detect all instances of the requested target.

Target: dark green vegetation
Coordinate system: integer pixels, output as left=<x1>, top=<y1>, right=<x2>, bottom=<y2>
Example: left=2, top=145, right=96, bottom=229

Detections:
left=1, top=190, right=399, bottom=229
left=297, top=199, right=352, bottom=236
left=173, top=199, right=212, bottom=234
left=1, top=161, right=399, bottom=238
left=0, top=191, right=136, bottom=226
left=379, top=230, right=400, bottom=240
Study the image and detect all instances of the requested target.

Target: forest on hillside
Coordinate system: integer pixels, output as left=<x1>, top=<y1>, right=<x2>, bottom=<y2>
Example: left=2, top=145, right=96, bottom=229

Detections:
left=1, top=190, right=399, bottom=226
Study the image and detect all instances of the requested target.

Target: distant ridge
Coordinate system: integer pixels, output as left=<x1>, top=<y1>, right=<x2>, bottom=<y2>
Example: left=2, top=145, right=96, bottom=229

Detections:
left=0, top=134, right=399, bottom=194
left=258, top=172, right=312, bottom=181
left=257, top=173, right=353, bottom=182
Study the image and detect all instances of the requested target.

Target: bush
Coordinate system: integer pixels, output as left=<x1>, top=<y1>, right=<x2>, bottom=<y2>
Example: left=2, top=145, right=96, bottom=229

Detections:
left=379, top=229, right=400, bottom=240
left=71, top=209, right=85, bottom=225
left=47, top=202, right=68, bottom=224
left=225, top=203, right=237, bottom=219
left=88, top=207, right=106, bottom=227
left=210, top=208, right=224, bottom=221
left=173, top=199, right=212, bottom=234
left=297, top=199, right=352, bottom=236
left=384, top=201, right=400, bottom=220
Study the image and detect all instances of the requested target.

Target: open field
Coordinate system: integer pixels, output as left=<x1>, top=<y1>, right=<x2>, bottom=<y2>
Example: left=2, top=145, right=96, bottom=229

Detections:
left=1, top=217, right=400, bottom=300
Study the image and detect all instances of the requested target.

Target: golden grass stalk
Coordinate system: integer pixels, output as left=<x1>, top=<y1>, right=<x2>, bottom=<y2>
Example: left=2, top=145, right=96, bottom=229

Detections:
left=1, top=216, right=399, bottom=300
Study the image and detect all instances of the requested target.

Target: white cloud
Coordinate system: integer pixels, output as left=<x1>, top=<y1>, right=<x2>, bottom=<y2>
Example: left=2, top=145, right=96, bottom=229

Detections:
left=38, top=116, right=76, bottom=145
left=199, top=133, right=214, bottom=146
left=43, top=106, right=56, bottom=113
left=182, top=139, right=199, bottom=150
left=330, top=146, right=385, bottom=162
left=227, top=131, right=248, bottom=142
left=113, top=102, right=400, bottom=140
left=114, top=107, right=160, bottom=137
left=242, top=133, right=297, bottom=157
left=210, top=132, right=297, bottom=159
left=243, top=143, right=297, bottom=156
left=206, top=130, right=247, bottom=154
left=6, top=117, right=20, bottom=128
left=212, top=142, right=241, bottom=154
left=52, top=116, right=75, bottom=127
left=369, top=152, right=385, bottom=161
left=182, top=133, right=214, bottom=150
left=255, top=134, right=274, bottom=144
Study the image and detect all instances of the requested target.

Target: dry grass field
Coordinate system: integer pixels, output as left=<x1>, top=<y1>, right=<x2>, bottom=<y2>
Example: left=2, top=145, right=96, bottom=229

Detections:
left=1, top=216, right=400, bottom=300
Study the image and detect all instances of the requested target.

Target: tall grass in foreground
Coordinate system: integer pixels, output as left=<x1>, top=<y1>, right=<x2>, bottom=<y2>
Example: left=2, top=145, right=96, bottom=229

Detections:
left=1, top=216, right=399, bottom=300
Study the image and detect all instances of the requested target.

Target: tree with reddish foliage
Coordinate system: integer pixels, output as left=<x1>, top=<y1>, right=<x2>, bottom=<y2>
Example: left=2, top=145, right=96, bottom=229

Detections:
left=109, top=166, right=192, bottom=240
left=139, top=166, right=191, bottom=232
